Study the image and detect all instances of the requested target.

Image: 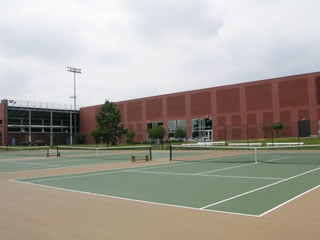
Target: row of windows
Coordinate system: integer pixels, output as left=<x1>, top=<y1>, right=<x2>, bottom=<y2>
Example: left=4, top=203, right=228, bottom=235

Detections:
left=8, top=119, right=77, bottom=126
left=7, top=109, right=79, bottom=127
left=8, top=127, right=77, bottom=133
left=148, top=118, right=213, bottom=141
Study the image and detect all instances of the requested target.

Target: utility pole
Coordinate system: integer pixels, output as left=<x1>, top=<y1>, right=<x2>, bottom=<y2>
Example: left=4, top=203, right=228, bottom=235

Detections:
left=67, top=66, right=81, bottom=145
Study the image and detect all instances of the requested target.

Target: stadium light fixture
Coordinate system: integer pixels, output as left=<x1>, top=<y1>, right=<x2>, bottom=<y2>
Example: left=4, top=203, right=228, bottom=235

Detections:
left=67, top=66, right=82, bottom=144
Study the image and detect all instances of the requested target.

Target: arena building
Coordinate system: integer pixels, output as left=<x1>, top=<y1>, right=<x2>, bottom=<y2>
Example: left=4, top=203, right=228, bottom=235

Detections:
left=80, top=71, right=320, bottom=144
left=0, top=100, right=79, bottom=146
left=2, top=71, right=319, bottom=146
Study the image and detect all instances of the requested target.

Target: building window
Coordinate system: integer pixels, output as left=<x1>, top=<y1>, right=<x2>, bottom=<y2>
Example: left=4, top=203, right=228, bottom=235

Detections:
left=147, top=121, right=163, bottom=130
left=192, top=117, right=212, bottom=141
left=168, top=120, right=186, bottom=140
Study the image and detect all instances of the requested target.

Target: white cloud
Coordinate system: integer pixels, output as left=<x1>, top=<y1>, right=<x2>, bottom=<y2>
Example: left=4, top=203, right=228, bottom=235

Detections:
left=0, top=0, right=320, bottom=107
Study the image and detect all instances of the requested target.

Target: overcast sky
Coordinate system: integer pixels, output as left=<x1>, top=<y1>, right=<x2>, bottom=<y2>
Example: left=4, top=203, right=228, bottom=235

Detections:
left=1, top=0, right=320, bottom=107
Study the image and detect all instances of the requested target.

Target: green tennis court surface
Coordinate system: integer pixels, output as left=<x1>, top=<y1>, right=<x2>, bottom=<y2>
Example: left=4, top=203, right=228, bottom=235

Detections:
left=15, top=154, right=320, bottom=217
left=0, top=156, right=126, bottom=172
left=0, top=146, right=167, bottom=172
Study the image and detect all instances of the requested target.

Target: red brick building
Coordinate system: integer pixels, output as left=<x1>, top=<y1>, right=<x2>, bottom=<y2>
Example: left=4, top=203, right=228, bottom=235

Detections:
left=80, top=71, right=320, bottom=144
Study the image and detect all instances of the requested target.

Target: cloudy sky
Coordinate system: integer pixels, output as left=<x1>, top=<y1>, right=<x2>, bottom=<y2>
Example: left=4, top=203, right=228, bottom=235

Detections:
left=1, top=0, right=320, bottom=107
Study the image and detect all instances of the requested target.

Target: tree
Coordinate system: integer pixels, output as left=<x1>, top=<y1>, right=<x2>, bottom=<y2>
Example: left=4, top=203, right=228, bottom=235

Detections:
left=76, top=132, right=86, bottom=144
left=148, top=126, right=166, bottom=142
left=175, top=126, right=186, bottom=141
left=271, top=122, right=284, bottom=138
left=91, top=128, right=100, bottom=145
left=91, top=100, right=126, bottom=146
left=262, top=125, right=271, bottom=138
left=125, top=130, right=136, bottom=144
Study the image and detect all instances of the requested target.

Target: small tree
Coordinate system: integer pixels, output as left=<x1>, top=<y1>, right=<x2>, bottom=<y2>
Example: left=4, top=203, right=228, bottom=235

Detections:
left=125, top=130, right=136, bottom=144
left=76, top=133, right=86, bottom=144
left=262, top=125, right=271, bottom=138
left=148, top=126, right=166, bottom=142
left=91, top=128, right=101, bottom=145
left=175, top=126, right=186, bottom=141
left=271, top=122, right=284, bottom=138
left=91, top=100, right=126, bottom=146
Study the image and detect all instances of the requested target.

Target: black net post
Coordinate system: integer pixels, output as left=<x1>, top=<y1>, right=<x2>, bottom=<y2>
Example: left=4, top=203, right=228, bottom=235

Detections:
left=57, top=146, right=61, bottom=157
left=149, top=146, right=152, bottom=161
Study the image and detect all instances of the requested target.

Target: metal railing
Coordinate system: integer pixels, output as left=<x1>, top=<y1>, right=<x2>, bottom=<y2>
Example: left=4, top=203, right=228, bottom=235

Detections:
left=7, top=100, right=78, bottom=110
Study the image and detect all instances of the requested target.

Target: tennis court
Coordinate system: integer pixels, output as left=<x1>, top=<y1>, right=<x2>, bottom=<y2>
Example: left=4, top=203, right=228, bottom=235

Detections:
left=0, top=145, right=167, bottom=172
left=13, top=145, right=320, bottom=217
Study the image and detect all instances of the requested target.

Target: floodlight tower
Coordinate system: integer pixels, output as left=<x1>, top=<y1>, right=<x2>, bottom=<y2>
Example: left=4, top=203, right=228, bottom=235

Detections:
left=67, top=66, right=81, bottom=144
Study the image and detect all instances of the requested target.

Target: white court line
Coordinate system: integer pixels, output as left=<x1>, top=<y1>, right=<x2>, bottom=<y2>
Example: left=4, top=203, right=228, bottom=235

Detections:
left=261, top=156, right=291, bottom=163
left=208, top=174, right=283, bottom=180
left=193, top=162, right=257, bottom=175
left=193, top=156, right=291, bottom=177
left=3, top=160, right=60, bottom=168
left=20, top=162, right=186, bottom=182
left=25, top=169, right=128, bottom=183
left=128, top=169, right=283, bottom=181
left=172, top=156, right=290, bottom=176
left=201, top=166, right=320, bottom=210
left=128, top=170, right=193, bottom=177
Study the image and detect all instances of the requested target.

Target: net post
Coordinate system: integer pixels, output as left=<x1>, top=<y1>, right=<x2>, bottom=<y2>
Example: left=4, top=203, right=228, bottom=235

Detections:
left=56, top=146, right=60, bottom=157
left=169, top=145, right=172, bottom=161
left=46, top=146, right=49, bottom=157
left=254, top=147, right=258, bottom=163
left=149, top=146, right=152, bottom=161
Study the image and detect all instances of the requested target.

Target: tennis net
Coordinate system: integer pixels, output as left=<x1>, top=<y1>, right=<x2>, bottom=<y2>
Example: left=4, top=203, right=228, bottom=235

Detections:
left=57, top=145, right=152, bottom=162
left=169, top=144, right=320, bottom=165
left=0, top=146, right=49, bottom=159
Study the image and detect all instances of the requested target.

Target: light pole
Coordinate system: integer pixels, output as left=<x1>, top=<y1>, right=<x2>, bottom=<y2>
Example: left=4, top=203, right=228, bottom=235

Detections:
left=67, top=66, right=81, bottom=145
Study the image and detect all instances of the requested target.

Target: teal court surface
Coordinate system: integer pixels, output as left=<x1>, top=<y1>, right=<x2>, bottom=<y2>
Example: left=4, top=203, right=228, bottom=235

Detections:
left=9, top=148, right=320, bottom=217
left=0, top=145, right=165, bottom=172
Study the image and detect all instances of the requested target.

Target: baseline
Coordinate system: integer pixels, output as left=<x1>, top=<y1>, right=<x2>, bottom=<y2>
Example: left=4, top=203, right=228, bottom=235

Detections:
left=9, top=177, right=260, bottom=218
